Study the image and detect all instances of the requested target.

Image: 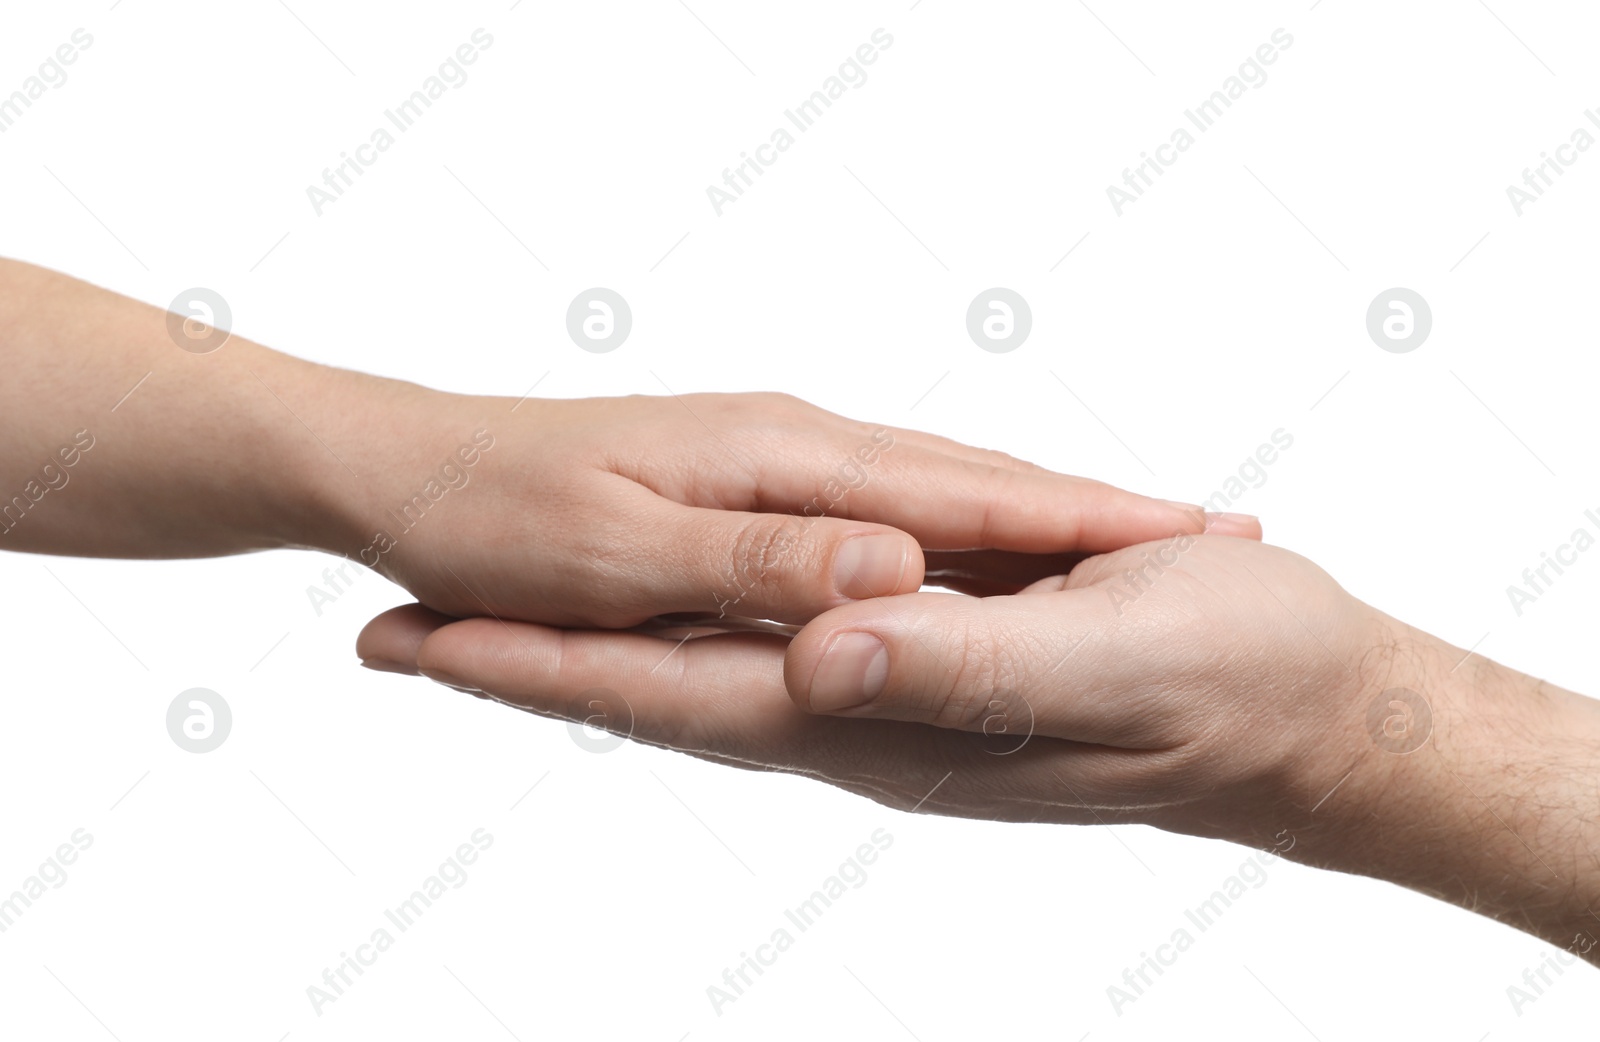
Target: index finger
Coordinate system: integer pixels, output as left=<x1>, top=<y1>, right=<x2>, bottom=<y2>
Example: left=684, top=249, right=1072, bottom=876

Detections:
left=804, top=443, right=1260, bottom=552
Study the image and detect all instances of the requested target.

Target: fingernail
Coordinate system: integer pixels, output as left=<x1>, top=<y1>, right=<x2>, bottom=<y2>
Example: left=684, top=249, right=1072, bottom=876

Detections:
left=807, top=632, right=889, bottom=712
left=418, top=668, right=483, bottom=695
left=1204, top=511, right=1259, bottom=537
left=360, top=658, right=418, bottom=676
left=834, top=534, right=909, bottom=599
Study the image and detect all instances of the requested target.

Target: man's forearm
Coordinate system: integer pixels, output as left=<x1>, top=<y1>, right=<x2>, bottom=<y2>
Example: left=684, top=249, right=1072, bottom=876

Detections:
left=1304, top=622, right=1600, bottom=963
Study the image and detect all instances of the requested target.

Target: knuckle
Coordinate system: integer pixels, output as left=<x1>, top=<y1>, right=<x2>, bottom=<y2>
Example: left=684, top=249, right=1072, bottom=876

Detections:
left=726, top=391, right=801, bottom=423
left=979, top=446, right=1037, bottom=472
left=928, top=624, right=1018, bottom=729
left=566, top=520, right=652, bottom=625
left=727, top=514, right=805, bottom=599
left=757, top=390, right=804, bottom=410
left=964, top=462, right=1026, bottom=547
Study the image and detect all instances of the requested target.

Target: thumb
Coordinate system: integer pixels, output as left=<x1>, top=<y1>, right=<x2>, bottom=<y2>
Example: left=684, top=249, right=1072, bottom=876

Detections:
left=600, top=497, right=927, bottom=626
left=783, top=590, right=1159, bottom=747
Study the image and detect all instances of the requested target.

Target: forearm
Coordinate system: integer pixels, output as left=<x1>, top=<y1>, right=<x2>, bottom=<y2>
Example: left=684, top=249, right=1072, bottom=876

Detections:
left=0, top=259, right=415, bottom=559
left=1303, top=621, right=1600, bottom=962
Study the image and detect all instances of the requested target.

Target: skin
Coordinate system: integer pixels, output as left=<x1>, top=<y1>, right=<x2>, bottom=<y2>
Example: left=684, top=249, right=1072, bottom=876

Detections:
left=0, top=258, right=1257, bottom=628
left=358, top=536, right=1600, bottom=965
left=27, top=256, right=1588, bottom=969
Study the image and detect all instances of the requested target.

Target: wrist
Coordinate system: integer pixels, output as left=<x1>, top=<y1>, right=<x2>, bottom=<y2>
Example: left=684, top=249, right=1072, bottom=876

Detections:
left=1292, top=617, right=1600, bottom=958
left=240, top=348, right=440, bottom=562
left=1427, top=647, right=1600, bottom=957
left=281, top=371, right=509, bottom=585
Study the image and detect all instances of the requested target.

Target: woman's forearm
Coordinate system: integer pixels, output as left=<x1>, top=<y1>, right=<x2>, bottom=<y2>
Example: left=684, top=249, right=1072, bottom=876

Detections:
left=1, top=258, right=1243, bottom=629
left=0, top=259, right=400, bottom=559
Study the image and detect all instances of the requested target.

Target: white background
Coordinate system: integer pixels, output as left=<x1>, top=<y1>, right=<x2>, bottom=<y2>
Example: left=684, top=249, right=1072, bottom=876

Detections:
left=2, top=0, right=1597, bottom=1038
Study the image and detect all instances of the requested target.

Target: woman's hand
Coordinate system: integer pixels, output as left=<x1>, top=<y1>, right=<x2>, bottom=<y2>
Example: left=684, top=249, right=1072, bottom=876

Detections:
left=0, top=260, right=1255, bottom=629
left=342, top=389, right=1254, bottom=627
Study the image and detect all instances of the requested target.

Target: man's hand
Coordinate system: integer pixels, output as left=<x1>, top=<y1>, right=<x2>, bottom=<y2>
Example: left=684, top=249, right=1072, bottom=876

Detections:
left=358, top=535, right=1600, bottom=962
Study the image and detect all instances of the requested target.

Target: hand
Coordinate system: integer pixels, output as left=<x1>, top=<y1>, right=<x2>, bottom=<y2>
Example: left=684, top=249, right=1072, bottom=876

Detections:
left=357, top=534, right=1600, bottom=958
left=360, top=535, right=1381, bottom=838
left=340, top=389, right=1257, bottom=629
left=0, top=260, right=1256, bottom=630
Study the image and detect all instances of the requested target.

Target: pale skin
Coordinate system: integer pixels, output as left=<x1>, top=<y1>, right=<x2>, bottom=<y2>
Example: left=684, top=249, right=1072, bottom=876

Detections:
left=359, top=518, right=1600, bottom=967
left=0, top=258, right=1249, bottom=627
left=8, top=259, right=1595, bottom=971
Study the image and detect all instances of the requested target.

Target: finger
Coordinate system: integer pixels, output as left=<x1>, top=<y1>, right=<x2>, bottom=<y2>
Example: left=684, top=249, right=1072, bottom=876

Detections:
left=784, top=591, right=1171, bottom=748
left=592, top=491, right=926, bottom=626
left=356, top=603, right=456, bottom=675
left=781, top=440, right=1258, bottom=553
left=417, top=618, right=791, bottom=746
left=923, top=532, right=1266, bottom=599
left=628, top=400, right=1260, bottom=553
left=881, top=428, right=1045, bottom=474
left=874, top=424, right=1262, bottom=545
left=406, top=616, right=1156, bottom=822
